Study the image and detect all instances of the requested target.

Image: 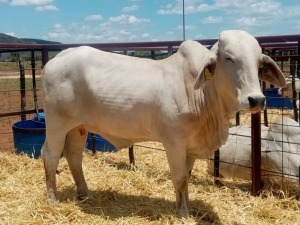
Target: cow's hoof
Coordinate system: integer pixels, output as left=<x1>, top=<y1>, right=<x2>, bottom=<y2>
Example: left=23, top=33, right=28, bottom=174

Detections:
left=78, top=192, right=89, bottom=201
left=177, top=208, right=189, bottom=218
left=78, top=195, right=89, bottom=201
left=47, top=192, right=58, bottom=205
left=47, top=197, right=59, bottom=205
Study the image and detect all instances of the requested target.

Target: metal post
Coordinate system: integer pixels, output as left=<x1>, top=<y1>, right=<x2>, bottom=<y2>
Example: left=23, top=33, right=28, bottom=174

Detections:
left=297, top=42, right=300, bottom=79
left=290, top=50, right=296, bottom=77
left=41, top=47, right=49, bottom=68
left=151, top=50, right=155, bottom=60
left=91, top=133, right=97, bottom=155
left=251, top=112, right=262, bottom=196
left=235, top=112, right=240, bottom=126
left=292, top=74, right=298, bottom=122
left=214, top=149, right=221, bottom=186
left=31, top=50, right=40, bottom=120
left=167, top=46, right=173, bottom=57
left=129, top=145, right=135, bottom=165
left=182, top=0, right=185, bottom=41
left=280, top=50, right=284, bottom=72
left=262, top=81, right=268, bottom=127
left=270, top=49, right=276, bottom=88
left=297, top=42, right=300, bottom=122
left=19, top=54, right=26, bottom=121
left=125, top=47, right=135, bottom=165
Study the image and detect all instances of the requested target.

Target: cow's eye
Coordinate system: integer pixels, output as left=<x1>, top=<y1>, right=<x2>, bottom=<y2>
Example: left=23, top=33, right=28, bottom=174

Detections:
left=226, top=57, right=234, bottom=63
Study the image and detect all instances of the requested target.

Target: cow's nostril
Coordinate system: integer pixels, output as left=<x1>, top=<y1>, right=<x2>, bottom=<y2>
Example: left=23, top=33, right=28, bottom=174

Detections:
left=248, top=96, right=265, bottom=108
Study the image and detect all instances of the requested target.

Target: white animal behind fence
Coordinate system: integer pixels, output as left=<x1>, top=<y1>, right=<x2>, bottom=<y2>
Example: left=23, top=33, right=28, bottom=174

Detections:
left=41, top=30, right=286, bottom=216
left=208, top=117, right=300, bottom=181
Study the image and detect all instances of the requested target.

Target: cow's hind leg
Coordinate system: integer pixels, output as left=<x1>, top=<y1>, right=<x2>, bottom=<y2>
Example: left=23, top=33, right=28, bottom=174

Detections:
left=42, top=128, right=67, bottom=204
left=187, top=156, right=195, bottom=178
left=63, top=126, right=88, bottom=200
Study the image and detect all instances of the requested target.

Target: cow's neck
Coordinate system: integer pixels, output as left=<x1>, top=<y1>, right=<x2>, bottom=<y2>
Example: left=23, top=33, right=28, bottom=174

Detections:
left=193, top=78, right=234, bottom=150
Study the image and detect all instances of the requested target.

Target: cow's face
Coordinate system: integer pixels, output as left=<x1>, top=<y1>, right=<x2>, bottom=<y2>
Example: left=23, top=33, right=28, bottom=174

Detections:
left=211, top=30, right=286, bottom=113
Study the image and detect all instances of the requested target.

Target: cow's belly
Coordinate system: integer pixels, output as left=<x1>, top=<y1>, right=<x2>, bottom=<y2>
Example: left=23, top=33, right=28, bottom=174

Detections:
left=84, top=126, right=159, bottom=150
left=80, top=108, right=161, bottom=148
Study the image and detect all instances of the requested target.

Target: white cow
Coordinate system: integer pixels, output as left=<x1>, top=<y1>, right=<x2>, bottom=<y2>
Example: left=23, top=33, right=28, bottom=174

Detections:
left=208, top=117, right=300, bottom=180
left=41, top=30, right=286, bottom=216
left=278, top=77, right=300, bottom=109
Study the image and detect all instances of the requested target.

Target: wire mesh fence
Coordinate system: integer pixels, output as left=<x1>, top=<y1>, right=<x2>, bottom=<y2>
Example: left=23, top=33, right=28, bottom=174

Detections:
left=0, top=52, right=44, bottom=152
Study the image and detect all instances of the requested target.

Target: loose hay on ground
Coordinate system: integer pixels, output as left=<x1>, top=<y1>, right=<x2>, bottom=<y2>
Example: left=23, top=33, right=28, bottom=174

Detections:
left=0, top=143, right=299, bottom=225
left=230, top=109, right=294, bottom=126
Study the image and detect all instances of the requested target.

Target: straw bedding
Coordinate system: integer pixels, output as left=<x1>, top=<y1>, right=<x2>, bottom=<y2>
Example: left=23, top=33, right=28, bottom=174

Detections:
left=0, top=141, right=299, bottom=225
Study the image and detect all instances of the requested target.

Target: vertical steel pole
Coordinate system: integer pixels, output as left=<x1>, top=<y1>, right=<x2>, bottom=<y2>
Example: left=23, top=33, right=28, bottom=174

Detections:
left=292, top=41, right=299, bottom=121
left=91, top=133, right=97, bottom=155
left=292, top=74, right=298, bottom=122
left=168, top=46, right=173, bottom=57
left=125, top=46, right=135, bottom=164
left=182, top=0, right=185, bottom=41
left=214, top=149, right=221, bottom=186
left=151, top=50, right=155, bottom=60
left=262, top=81, right=268, bottom=127
left=41, top=47, right=49, bottom=68
left=297, top=41, right=300, bottom=79
left=236, top=112, right=240, bottom=126
left=280, top=50, right=284, bottom=72
left=19, top=54, right=26, bottom=121
left=31, top=50, right=40, bottom=120
left=297, top=41, right=300, bottom=122
left=251, top=112, right=262, bottom=196
left=129, top=145, right=135, bottom=165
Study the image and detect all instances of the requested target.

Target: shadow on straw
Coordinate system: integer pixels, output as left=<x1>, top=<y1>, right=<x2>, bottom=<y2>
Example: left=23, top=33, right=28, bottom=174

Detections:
left=57, top=188, right=223, bottom=224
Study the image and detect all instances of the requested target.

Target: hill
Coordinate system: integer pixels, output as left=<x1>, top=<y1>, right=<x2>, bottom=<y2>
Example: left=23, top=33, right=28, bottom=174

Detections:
left=0, top=33, right=61, bottom=44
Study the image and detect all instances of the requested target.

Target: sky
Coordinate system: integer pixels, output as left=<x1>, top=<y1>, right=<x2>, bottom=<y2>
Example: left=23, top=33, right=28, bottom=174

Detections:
left=1, top=0, right=300, bottom=44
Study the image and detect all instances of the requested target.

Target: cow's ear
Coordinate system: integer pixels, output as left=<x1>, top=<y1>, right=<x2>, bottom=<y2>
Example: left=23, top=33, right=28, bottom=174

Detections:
left=194, top=56, right=216, bottom=90
left=259, top=54, right=286, bottom=88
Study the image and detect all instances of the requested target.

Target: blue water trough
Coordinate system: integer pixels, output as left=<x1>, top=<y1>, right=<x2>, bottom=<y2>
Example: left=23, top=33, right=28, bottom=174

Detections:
left=86, top=133, right=116, bottom=153
left=12, top=112, right=115, bottom=157
left=12, top=119, right=46, bottom=158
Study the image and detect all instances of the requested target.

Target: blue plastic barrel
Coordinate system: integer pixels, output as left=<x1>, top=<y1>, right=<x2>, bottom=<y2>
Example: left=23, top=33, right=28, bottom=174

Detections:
left=12, top=120, right=46, bottom=158
left=86, top=133, right=116, bottom=152
left=265, top=88, right=293, bottom=109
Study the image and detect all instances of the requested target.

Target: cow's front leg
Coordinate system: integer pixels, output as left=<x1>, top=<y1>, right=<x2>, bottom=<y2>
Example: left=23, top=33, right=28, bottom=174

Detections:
left=41, top=133, right=66, bottom=204
left=185, top=155, right=196, bottom=209
left=164, top=142, right=189, bottom=217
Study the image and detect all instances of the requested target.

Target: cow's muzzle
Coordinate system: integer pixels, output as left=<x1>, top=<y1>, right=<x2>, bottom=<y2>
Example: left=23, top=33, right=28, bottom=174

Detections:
left=248, top=96, right=266, bottom=110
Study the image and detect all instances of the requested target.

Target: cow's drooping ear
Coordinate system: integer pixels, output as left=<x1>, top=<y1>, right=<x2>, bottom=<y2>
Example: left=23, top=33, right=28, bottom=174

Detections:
left=194, top=55, right=217, bottom=90
left=259, top=54, right=286, bottom=88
